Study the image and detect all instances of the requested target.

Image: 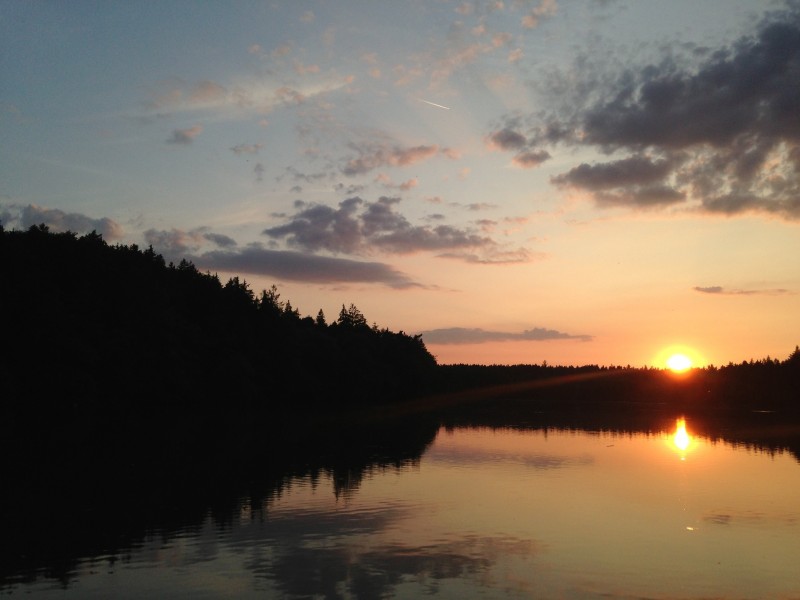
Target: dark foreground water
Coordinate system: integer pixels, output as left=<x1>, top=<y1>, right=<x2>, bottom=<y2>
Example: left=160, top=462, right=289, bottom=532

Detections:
left=4, top=416, right=800, bottom=599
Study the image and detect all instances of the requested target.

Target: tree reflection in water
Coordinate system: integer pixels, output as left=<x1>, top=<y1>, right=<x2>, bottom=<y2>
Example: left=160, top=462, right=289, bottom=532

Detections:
left=3, top=404, right=800, bottom=597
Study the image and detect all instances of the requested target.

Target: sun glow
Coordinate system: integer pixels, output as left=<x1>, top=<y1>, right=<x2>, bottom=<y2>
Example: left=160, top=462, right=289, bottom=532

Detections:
left=666, top=353, right=692, bottom=372
left=653, top=345, right=705, bottom=372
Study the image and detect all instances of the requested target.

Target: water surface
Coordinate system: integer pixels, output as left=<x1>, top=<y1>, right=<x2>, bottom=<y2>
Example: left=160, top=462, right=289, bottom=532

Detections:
left=7, top=418, right=800, bottom=598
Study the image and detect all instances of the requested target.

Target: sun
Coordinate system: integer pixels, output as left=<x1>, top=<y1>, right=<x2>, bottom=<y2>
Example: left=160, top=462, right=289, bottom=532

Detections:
left=666, top=353, right=693, bottom=372
left=653, top=345, right=705, bottom=372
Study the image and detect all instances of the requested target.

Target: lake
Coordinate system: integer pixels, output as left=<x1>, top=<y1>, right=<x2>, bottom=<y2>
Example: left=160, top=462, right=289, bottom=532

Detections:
left=4, top=415, right=800, bottom=599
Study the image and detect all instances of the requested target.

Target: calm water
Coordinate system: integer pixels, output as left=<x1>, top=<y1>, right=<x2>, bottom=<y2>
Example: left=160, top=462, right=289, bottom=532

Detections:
left=6, top=418, right=800, bottom=599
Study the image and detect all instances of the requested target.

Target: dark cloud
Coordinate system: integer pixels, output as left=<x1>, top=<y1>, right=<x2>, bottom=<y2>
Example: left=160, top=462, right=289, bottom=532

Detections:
left=1, top=203, right=124, bottom=240
left=263, top=196, right=525, bottom=262
left=552, top=155, right=675, bottom=190
left=552, top=155, right=688, bottom=207
left=512, top=150, right=551, bottom=169
left=593, top=185, right=686, bottom=207
left=694, top=285, right=724, bottom=294
left=166, top=125, right=203, bottom=144
left=487, top=128, right=527, bottom=150
left=202, top=232, right=237, bottom=248
left=499, top=7, right=800, bottom=218
left=693, top=285, right=792, bottom=296
left=485, top=117, right=552, bottom=169
left=191, top=246, right=421, bottom=288
left=419, top=326, right=592, bottom=344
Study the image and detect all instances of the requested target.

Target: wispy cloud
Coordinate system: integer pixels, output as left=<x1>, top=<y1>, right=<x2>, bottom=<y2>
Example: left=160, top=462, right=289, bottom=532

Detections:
left=693, top=286, right=792, bottom=296
left=166, top=125, right=203, bottom=145
left=341, top=143, right=452, bottom=176
left=521, top=0, right=558, bottom=29
left=230, top=143, right=263, bottom=156
left=419, top=326, right=592, bottom=344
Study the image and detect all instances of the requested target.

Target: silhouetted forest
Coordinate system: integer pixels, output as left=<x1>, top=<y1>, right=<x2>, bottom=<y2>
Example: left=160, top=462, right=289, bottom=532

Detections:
left=2, top=223, right=798, bottom=452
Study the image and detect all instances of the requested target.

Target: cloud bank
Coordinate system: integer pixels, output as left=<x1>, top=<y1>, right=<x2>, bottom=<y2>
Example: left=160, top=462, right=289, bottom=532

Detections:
left=420, top=326, right=592, bottom=344
left=192, top=246, right=420, bottom=289
left=264, top=196, right=531, bottom=263
left=489, top=6, right=800, bottom=219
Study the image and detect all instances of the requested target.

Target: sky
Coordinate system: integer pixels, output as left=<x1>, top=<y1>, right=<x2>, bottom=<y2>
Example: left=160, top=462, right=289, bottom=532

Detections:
left=2, top=0, right=799, bottom=368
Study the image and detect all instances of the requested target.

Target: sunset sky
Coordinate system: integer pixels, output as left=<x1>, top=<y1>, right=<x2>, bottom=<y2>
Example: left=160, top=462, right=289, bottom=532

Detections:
left=2, top=0, right=798, bottom=367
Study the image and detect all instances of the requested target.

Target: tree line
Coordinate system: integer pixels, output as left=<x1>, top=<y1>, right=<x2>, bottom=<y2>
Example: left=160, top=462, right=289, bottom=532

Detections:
left=2, top=223, right=797, bottom=464
left=0, top=224, right=439, bottom=478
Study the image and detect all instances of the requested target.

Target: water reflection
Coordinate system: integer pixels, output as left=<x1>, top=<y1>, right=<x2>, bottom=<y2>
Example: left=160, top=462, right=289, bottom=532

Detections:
left=4, top=413, right=800, bottom=598
left=672, top=416, right=692, bottom=457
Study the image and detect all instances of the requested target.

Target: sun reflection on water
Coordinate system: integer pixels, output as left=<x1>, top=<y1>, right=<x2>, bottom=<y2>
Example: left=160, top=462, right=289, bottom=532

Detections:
left=672, top=417, right=692, bottom=459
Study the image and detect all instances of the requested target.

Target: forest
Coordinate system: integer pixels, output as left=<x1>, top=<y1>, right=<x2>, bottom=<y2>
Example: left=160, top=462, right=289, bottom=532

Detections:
left=2, top=224, right=798, bottom=435
left=1, top=223, right=798, bottom=469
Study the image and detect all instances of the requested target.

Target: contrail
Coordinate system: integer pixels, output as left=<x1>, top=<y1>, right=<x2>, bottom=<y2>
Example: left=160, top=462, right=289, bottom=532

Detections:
left=418, top=98, right=451, bottom=110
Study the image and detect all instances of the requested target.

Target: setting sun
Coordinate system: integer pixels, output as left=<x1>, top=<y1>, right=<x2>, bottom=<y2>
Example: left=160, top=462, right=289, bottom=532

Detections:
left=653, top=346, right=705, bottom=372
left=666, top=353, right=693, bottom=372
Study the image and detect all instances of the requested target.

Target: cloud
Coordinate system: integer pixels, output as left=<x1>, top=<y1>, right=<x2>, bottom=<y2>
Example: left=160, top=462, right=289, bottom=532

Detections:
left=203, top=232, right=237, bottom=248
left=341, top=143, right=444, bottom=176
left=262, top=196, right=527, bottom=261
left=1, top=203, right=124, bottom=240
left=166, top=125, right=203, bottom=145
left=486, top=128, right=551, bottom=168
left=497, top=6, right=800, bottom=218
left=145, top=71, right=350, bottom=122
left=278, top=166, right=330, bottom=185
left=437, top=248, right=538, bottom=264
left=375, top=173, right=419, bottom=191
left=552, top=155, right=675, bottom=190
left=188, top=80, right=227, bottom=105
left=512, top=150, right=551, bottom=169
left=144, top=228, right=203, bottom=254
left=419, top=326, right=592, bottom=344
left=486, top=128, right=527, bottom=150
left=693, top=285, right=792, bottom=296
left=230, top=143, right=263, bottom=156
left=551, top=154, right=685, bottom=205
left=144, top=227, right=236, bottom=255
left=521, top=0, right=558, bottom=29
left=191, top=246, right=420, bottom=288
